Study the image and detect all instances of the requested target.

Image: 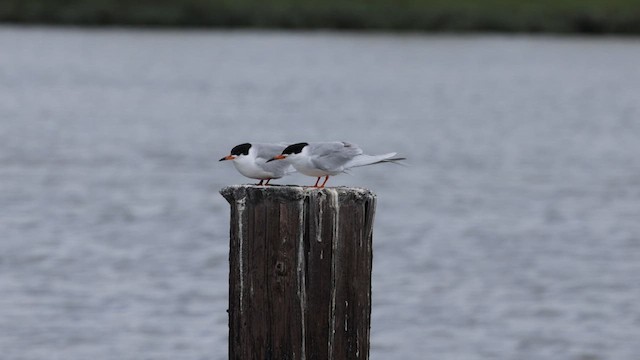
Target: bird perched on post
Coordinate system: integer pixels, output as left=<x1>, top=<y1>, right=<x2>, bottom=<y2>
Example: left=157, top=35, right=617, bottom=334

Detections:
left=267, top=141, right=405, bottom=188
left=220, top=143, right=294, bottom=185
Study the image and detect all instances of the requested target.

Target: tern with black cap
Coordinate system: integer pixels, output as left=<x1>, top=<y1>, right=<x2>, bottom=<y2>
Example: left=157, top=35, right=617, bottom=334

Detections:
left=268, top=141, right=405, bottom=188
left=220, top=143, right=294, bottom=185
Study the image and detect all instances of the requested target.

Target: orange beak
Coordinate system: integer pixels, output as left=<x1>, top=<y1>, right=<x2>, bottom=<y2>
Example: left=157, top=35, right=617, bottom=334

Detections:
left=267, top=154, right=287, bottom=163
left=219, top=155, right=236, bottom=161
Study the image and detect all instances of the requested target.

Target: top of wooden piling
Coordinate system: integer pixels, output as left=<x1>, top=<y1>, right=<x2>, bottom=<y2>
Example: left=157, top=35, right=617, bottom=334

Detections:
left=220, top=185, right=376, bottom=204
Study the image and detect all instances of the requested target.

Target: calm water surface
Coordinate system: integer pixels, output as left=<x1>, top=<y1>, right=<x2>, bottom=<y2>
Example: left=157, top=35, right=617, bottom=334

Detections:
left=1, top=27, right=640, bottom=360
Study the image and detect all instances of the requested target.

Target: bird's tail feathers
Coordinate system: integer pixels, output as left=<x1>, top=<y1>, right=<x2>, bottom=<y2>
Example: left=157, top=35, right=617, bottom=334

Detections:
left=345, top=152, right=407, bottom=169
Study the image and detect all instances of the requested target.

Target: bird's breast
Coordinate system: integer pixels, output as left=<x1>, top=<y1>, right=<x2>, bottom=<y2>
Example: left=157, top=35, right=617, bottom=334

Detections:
left=233, top=159, right=277, bottom=179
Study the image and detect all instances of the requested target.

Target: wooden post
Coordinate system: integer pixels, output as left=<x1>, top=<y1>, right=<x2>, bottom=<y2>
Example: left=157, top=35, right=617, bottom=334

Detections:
left=220, top=185, right=376, bottom=360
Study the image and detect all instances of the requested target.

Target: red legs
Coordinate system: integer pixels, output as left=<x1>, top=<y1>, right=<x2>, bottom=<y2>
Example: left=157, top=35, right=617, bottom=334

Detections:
left=319, top=176, right=330, bottom=188
left=256, top=179, right=274, bottom=186
left=259, top=177, right=328, bottom=188
left=310, top=176, right=330, bottom=188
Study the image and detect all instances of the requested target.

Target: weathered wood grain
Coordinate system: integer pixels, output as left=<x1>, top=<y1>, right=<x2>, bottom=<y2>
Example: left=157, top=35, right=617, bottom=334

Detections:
left=221, top=185, right=376, bottom=360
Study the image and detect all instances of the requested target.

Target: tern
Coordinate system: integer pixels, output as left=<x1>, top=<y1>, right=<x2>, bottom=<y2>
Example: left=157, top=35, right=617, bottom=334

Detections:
left=220, top=143, right=294, bottom=185
left=267, top=141, right=405, bottom=188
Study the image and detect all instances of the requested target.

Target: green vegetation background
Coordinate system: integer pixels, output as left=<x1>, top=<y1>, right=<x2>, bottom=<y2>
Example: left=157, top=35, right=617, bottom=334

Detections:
left=2, top=0, right=640, bottom=33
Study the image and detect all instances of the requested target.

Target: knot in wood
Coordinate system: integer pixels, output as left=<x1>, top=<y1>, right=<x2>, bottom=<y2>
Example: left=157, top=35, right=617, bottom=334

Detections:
left=275, top=261, right=287, bottom=275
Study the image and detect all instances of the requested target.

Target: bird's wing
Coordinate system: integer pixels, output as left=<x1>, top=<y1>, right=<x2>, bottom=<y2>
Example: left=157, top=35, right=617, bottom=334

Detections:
left=253, top=143, right=293, bottom=175
left=310, top=142, right=362, bottom=171
left=254, top=143, right=286, bottom=161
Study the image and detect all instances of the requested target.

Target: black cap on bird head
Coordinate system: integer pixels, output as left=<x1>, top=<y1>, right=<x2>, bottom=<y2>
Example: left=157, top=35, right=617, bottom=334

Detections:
left=231, top=143, right=252, bottom=156
left=219, top=143, right=252, bottom=161
left=282, top=142, right=309, bottom=155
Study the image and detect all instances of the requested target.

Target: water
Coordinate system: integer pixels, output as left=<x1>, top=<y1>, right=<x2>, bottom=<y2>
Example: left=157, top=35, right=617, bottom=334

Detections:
left=1, top=27, right=640, bottom=360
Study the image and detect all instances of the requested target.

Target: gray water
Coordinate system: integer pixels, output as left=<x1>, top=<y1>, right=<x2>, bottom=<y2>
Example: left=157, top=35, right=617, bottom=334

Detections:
left=1, top=27, right=640, bottom=360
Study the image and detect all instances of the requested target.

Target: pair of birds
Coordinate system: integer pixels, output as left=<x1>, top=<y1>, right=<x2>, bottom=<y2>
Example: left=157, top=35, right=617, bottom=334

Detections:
left=220, top=141, right=404, bottom=188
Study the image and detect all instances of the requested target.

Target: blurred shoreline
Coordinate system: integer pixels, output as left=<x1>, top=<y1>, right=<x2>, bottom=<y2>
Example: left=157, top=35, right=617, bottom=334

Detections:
left=2, top=0, right=640, bottom=34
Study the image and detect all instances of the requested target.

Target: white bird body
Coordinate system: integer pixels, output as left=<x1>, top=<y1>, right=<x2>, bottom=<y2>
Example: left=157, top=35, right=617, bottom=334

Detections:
left=269, top=141, right=404, bottom=187
left=220, top=143, right=294, bottom=185
left=289, top=142, right=362, bottom=176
